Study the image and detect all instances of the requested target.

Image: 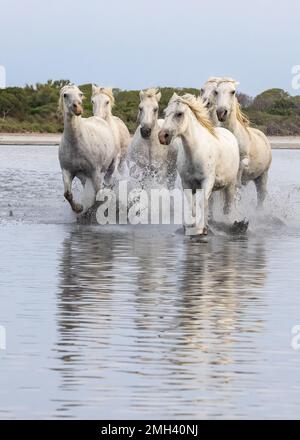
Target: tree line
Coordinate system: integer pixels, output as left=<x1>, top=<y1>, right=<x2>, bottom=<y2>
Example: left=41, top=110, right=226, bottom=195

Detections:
left=0, top=80, right=300, bottom=135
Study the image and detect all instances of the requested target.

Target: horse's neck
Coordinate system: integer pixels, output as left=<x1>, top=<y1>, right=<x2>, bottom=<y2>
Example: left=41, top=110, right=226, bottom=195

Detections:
left=145, top=119, right=162, bottom=163
left=106, top=113, right=121, bottom=146
left=180, top=115, right=211, bottom=162
left=105, top=111, right=114, bottom=124
left=63, top=114, right=83, bottom=147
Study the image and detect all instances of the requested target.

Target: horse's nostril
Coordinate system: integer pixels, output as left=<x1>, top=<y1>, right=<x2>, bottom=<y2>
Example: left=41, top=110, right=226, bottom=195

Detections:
left=165, top=133, right=169, bottom=139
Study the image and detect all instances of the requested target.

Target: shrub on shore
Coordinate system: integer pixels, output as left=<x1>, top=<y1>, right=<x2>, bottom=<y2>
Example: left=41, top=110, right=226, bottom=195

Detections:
left=0, top=81, right=299, bottom=135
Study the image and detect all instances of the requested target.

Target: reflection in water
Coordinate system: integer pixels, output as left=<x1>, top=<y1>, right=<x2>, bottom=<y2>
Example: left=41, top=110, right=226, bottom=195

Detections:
left=55, top=228, right=267, bottom=418
left=1, top=148, right=300, bottom=418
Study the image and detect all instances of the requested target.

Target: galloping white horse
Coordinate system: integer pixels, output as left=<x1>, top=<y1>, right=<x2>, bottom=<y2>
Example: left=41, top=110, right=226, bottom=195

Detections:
left=159, top=93, right=240, bottom=234
left=128, top=88, right=178, bottom=187
left=215, top=78, right=272, bottom=206
left=91, top=85, right=130, bottom=173
left=200, top=77, right=222, bottom=126
left=58, top=85, right=118, bottom=213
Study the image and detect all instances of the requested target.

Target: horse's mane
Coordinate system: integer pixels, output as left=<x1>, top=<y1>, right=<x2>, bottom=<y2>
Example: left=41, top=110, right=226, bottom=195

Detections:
left=217, top=77, right=238, bottom=86
left=204, top=77, right=221, bottom=85
left=142, top=88, right=159, bottom=98
left=58, top=84, right=81, bottom=115
left=173, top=93, right=216, bottom=136
left=235, top=99, right=250, bottom=127
left=92, top=86, right=115, bottom=106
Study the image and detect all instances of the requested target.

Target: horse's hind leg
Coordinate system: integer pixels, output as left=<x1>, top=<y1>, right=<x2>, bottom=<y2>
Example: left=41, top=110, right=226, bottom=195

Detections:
left=223, top=184, right=236, bottom=215
left=208, top=193, right=215, bottom=221
left=255, top=170, right=268, bottom=209
left=62, top=169, right=83, bottom=213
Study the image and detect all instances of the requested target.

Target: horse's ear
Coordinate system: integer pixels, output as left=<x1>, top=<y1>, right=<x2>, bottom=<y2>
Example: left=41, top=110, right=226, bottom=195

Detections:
left=139, top=90, right=145, bottom=100
left=200, top=88, right=204, bottom=96
left=234, top=81, right=240, bottom=87
left=171, top=92, right=179, bottom=101
left=155, top=91, right=161, bottom=102
left=92, top=84, right=98, bottom=95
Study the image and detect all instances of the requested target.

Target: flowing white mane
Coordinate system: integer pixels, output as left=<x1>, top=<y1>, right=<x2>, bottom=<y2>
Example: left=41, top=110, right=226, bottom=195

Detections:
left=204, top=77, right=221, bottom=86
left=218, top=77, right=239, bottom=86
left=172, top=93, right=216, bottom=136
left=140, top=88, right=159, bottom=99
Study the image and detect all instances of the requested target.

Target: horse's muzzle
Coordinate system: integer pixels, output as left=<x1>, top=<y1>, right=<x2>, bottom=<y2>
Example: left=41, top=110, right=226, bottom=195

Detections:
left=217, top=108, right=228, bottom=122
left=158, top=129, right=171, bottom=145
left=140, top=126, right=152, bottom=139
left=73, top=104, right=83, bottom=116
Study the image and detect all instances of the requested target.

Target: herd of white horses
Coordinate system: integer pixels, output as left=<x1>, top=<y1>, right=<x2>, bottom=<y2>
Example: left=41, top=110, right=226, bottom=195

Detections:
left=58, top=77, right=272, bottom=234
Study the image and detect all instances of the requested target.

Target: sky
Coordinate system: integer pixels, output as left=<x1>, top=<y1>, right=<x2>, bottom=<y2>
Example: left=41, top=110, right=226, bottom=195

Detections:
left=0, top=0, right=300, bottom=96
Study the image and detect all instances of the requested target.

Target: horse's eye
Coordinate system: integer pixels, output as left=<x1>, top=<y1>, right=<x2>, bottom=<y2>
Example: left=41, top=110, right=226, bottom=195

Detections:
left=214, top=90, right=218, bottom=96
left=106, top=101, right=109, bottom=105
left=176, top=112, right=183, bottom=118
left=231, top=90, right=236, bottom=95
left=63, top=93, right=67, bottom=98
left=91, top=99, right=95, bottom=104
left=139, top=106, right=143, bottom=111
left=153, top=108, right=158, bottom=113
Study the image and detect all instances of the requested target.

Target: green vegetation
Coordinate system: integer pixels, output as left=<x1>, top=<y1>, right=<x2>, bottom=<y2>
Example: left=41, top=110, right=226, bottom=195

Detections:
left=0, top=81, right=299, bottom=135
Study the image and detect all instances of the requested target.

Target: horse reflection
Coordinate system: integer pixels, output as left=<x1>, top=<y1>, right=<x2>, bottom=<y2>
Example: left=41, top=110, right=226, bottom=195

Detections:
left=54, top=228, right=118, bottom=398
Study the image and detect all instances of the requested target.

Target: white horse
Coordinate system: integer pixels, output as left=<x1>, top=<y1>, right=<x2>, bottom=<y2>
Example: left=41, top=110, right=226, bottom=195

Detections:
left=158, top=93, right=240, bottom=234
left=91, top=85, right=130, bottom=173
left=200, top=77, right=222, bottom=126
left=128, top=88, right=178, bottom=188
left=58, top=85, right=118, bottom=213
left=215, top=78, right=272, bottom=206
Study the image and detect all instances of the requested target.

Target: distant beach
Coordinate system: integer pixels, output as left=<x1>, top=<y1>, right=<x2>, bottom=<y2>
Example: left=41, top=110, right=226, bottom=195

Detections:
left=1, top=133, right=300, bottom=148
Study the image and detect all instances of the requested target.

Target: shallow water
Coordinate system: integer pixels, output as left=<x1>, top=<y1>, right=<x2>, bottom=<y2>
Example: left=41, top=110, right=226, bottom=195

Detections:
left=0, top=146, right=300, bottom=419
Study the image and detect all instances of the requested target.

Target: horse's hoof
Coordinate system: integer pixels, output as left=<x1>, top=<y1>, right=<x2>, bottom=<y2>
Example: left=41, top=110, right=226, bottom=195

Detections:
left=185, top=225, right=206, bottom=236
left=230, top=219, right=249, bottom=235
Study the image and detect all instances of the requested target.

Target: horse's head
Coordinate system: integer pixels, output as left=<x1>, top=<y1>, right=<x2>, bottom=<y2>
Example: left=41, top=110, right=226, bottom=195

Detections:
left=200, top=77, right=221, bottom=110
left=158, top=93, right=190, bottom=145
left=91, top=85, right=114, bottom=120
left=59, top=85, right=84, bottom=116
left=215, top=78, right=239, bottom=123
left=138, top=88, right=161, bottom=139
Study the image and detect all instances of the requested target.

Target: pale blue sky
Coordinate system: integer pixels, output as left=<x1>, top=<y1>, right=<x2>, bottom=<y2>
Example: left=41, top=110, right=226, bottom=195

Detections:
left=0, top=0, right=299, bottom=96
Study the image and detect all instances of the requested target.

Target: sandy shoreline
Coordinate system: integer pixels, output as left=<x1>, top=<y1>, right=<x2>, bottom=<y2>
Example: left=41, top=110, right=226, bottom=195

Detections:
left=1, top=133, right=300, bottom=149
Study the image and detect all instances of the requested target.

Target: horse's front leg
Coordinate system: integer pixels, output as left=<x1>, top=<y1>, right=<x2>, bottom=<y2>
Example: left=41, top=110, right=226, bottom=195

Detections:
left=62, top=169, right=83, bottom=214
left=91, top=169, right=103, bottom=197
left=223, top=183, right=236, bottom=215
left=254, top=170, right=268, bottom=209
left=202, top=177, right=215, bottom=231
